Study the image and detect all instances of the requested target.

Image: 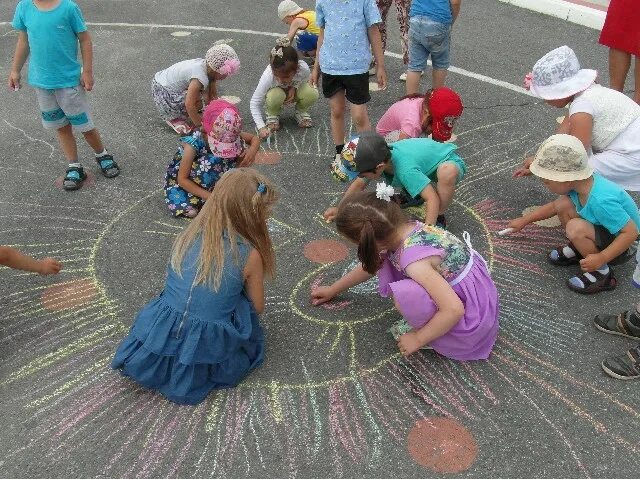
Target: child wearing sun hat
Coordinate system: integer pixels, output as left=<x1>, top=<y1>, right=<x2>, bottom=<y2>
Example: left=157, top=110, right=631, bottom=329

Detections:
left=515, top=46, right=640, bottom=191
left=508, top=134, right=640, bottom=294
left=164, top=99, right=260, bottom=218
left=277, top=0, right=320, bottom=60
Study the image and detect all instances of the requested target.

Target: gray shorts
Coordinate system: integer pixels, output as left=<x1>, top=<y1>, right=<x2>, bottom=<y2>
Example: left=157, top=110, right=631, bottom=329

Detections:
left=35, top=86, right=95, bottom=132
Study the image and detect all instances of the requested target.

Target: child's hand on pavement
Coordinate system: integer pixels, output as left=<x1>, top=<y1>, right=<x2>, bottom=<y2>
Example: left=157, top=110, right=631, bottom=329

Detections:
left=397, top=331, right=423, bottom=357
left=507, top=217, right=528, bottom=233
left=513, top=156, right=534, bottom=178
left=580, top=253, right=605, bottom=272
left=38, top=258, right=62, bottom=276
left=323, top=207, right=337, bottom=223
left=258, top=127, right=271, bottom=139
left=311, top=286, right=336, bottom=306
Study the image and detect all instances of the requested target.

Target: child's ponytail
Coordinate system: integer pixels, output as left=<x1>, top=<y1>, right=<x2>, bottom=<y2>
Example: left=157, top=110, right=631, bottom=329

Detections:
left=270, top=37, right=299, bottom=74
left=357, top=219, right=382, bottom=275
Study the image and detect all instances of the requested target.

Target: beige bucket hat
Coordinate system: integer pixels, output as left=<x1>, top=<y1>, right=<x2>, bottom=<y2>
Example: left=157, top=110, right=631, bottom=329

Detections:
left=530, top=134, right=593, bottom=182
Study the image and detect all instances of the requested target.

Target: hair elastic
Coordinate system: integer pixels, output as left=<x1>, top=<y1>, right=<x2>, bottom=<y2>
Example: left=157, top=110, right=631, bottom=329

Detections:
left=257, top=183, right=267, bottom=193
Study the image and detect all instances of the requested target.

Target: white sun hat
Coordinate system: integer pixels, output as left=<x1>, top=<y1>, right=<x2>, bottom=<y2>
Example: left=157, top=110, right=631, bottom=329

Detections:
left=530, top=134, right=593, bottom=182
left=278, top=0, right=303, bottom=20
left=529, top=46, right=597, bottom=100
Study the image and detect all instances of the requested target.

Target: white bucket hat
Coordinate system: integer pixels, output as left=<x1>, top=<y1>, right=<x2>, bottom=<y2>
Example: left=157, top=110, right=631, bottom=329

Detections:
left=529, top=46, right=597, bottom=100
left=278, top=0, right=303, bottom=20
left=530, top=134, right=593, bottom=182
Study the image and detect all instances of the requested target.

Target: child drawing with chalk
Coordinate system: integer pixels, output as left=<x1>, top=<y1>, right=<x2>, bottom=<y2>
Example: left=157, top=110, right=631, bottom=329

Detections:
left=507, top=134, right=640, bottom=294
left=0, top=246, right=61, bottom=275
left=113, top=168, right=277, bottom=405
left=164, top=99, right=260, bottom=218
left=152, top=44, right=240, bottom=134
left=250, top=37, right=319, bottom=138
left=325, top=131, right=466, bottom=228
left=277, top=1, right=320, bottom=61
left=312, top=191, right=498, bottom=359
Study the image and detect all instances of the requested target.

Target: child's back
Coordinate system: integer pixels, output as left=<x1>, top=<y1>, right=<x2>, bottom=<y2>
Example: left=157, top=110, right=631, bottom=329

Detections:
left=410, top=0, right=454, bottom=24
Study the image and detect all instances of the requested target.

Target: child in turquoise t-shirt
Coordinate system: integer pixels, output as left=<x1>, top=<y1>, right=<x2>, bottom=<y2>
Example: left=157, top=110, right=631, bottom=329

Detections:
left=508, top=134, right=640, bottom=294
left=325, top=132, right=466, bottom=227
left=9, top=0, right=119, bottom=191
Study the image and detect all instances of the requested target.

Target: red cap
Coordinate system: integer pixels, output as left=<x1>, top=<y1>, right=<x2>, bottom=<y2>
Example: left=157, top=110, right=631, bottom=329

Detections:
left=427, top=87, right=463, bottom=142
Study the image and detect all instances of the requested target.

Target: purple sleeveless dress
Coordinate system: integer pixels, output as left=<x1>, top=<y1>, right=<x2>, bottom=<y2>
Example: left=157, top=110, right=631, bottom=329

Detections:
left=378, top=222, right=499, bottom=360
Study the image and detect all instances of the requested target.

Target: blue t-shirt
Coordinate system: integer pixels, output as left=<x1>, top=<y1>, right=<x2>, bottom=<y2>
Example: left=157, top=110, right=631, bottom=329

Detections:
left=12, top=0, right=87, bottom=89
left=382, top=138, right=466, bottom=198
left=316, top=0, right=381, bottom=75
left=410, top=0, right=453, bottom=24
left=568, top=174, right=640, bottom=235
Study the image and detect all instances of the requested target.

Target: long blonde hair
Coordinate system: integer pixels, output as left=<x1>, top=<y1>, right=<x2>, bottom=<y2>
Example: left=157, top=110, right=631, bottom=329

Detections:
left=170, top=168, right=278, bottom=290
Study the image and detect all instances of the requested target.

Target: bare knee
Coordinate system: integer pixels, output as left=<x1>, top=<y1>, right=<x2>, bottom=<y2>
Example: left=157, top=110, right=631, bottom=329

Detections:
left=565, top=218, right=592, bottom=242
left=437, top=163, right=458, bottom=184
left=350, top=105, right=369, bottom=128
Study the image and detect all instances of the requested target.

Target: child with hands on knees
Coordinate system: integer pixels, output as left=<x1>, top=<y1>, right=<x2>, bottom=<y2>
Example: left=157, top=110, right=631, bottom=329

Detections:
left=164, top=99, right=260, bottom=218
left=324, top=131, right=466, bottom=228
left=250, top=37, right=319, bottom=137
left=9, top=0, right=120, bottom=191
left=152, top=44, right=240, bottom=133
left=277, top=1, right=321, bottom=60
left=508, top=134, right=640, bottom=294
left=376, top=87, right=463, bottom=143
left=312, top=191, right=498, bottom=359
left=0, top=246, right=61, bottom=275
left=310, top=0, right=387, bottom=162
left=514, top=46, right=640, bottom=191
left=113, top=168, right=278, bottom=405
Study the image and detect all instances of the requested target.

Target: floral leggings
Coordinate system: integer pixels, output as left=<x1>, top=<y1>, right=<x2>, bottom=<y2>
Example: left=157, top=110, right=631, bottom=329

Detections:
left=376, top=0, right=411, bottom=64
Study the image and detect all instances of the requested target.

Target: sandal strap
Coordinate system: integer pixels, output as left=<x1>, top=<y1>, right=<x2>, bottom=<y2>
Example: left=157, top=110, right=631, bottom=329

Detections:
left=65, top=166, right=84, bottom=180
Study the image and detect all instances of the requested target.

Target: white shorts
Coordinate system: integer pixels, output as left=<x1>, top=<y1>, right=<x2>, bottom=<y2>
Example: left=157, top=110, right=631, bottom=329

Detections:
left=35, top=86, right=95, bottom=133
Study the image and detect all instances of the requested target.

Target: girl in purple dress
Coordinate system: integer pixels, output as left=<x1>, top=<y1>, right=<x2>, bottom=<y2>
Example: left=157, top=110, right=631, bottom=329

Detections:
left=311, top=190, right=499, bottom=359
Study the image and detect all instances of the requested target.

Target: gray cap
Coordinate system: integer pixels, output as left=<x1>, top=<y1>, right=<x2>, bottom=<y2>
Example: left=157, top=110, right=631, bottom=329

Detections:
left=353, top=131, right=392, bottom=172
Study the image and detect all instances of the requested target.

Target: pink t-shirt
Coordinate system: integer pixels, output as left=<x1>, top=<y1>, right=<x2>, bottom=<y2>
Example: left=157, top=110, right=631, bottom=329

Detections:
left=376, top=97, right=424, bottom=140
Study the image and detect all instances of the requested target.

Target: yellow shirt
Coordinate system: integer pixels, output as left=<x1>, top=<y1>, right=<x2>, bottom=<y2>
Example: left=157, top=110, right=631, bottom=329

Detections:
left=295, top=10, right=320, bottom=35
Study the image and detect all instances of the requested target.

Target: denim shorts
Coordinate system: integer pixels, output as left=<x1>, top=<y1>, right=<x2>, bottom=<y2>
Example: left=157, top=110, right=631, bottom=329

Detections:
left=408, top=15, right=451, bottom=71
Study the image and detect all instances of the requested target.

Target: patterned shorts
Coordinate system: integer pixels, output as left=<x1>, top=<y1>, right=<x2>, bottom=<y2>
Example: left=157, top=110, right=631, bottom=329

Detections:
left=34, top=86, right=95, bottom=132
left=151, top=79, right=187, bottom=121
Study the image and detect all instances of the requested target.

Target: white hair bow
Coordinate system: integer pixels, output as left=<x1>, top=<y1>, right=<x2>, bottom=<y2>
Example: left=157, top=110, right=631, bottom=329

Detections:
left=271, top=47, right=284, bottom=58
left=375, top=182, right=394, bottom=202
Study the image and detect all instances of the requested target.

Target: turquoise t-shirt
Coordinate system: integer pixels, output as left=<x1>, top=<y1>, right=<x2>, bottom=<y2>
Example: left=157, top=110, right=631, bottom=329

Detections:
left=568, top=174, right=640, bottom=235
left=12, top=0, right=87, bottom=89
left=410, top=0, right=453, bottom=24
left=382, top=138, right=466, bottom=198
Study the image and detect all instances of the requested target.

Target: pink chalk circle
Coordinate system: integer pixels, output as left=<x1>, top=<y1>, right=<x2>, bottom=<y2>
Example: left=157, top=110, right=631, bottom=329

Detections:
left=304, top=239, right=349, bottom=264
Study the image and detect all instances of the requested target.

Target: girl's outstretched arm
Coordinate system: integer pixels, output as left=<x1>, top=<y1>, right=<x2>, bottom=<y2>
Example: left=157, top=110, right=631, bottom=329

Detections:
left=0, top=246, right=62, bottom=275
left=398, top=257, right=464, bottom=356
left=176, top=143, right=212, bottom=200
left=311, top=263, right=372, bottom=305
left=244, top=249, right=265, bottom=313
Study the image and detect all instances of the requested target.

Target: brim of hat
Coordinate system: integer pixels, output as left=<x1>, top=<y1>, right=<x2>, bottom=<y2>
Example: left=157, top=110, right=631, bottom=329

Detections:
left=279, top=7, right=303, bottom=19
left=209, top=139, right=243, bottom=158
left=331, top=159, right=358, bottom=182
left=529, top=161, right=594, bottom=182
left=529, top=69, right=597, bottom=100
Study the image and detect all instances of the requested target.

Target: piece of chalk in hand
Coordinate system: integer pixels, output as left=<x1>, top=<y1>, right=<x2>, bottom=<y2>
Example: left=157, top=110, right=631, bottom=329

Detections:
left=497, top=228, right=514, bottom=236
left=13, top=86, right=19, bottom=91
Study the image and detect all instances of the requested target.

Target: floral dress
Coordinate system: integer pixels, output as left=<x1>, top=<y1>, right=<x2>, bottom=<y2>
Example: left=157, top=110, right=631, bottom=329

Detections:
left=164, top=131, right=238, bottom=217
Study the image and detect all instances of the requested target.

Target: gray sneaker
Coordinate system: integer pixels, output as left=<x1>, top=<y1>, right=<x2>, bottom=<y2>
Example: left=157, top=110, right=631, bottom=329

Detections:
left=602, top=346, right=640, bottom=380
left=594, top=310, right=640, bottom=339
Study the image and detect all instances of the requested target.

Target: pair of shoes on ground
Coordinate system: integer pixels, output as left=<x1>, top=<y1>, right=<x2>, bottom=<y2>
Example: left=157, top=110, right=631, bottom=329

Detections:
left=266, top=113, right=313, bottom=131
left=594, top=310, right=640, bottom=380
left=547, top=242, right=633, bottom=294
left=63, top=155, right=120, bottom=191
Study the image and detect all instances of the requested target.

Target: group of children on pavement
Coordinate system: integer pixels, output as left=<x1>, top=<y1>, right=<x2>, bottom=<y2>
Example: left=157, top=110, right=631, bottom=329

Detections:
left=4, top=0, right=640, bottom=406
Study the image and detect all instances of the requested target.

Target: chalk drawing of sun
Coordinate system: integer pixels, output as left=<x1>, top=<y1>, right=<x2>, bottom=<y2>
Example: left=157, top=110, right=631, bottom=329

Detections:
left=2, top=61, right=640, bottom=479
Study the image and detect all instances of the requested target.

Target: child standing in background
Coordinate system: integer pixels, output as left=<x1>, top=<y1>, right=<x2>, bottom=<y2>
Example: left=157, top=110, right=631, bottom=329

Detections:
left=406, top=0, right=461, bottom=94
left=9, top=0, right=120, bottom=191
left=152, top=44, right=240, bottom=133
left=278, top=0, right=320, bottom=60
left=250, top=37, right=319, bottom=137
left=164, top=100, right=260, bottom=218
left=114, top=169, right=277, bottom=405
left=310, top=0, right=388, bottom=162
left=312, top=192, right=498, bottom=359
left=0, top=246, right=61, bottom=275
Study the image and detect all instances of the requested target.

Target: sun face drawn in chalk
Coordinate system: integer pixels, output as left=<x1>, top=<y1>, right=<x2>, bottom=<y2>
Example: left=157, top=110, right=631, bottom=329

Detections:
left=522, top=206, right=561, bottom=227
left=170, top=31, right=192, bottom=37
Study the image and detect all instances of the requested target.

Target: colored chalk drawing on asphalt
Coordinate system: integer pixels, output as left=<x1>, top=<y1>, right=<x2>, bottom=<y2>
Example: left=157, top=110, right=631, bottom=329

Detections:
left=0, top=24, right=637, bottom=479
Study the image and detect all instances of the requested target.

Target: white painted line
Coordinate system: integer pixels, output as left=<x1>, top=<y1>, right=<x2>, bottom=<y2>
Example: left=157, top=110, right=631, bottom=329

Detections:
left=170, top=31, right=191, bottom=37
left=0, top=20, right=535, bottom=97
left=498, top=0, right=606, bottom=30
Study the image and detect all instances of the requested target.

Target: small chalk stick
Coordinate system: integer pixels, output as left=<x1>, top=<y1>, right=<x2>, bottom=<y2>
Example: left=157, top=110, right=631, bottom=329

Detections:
left=13, top=86, right=19, bottom=91
left=497, top=228, right=514, bottom=236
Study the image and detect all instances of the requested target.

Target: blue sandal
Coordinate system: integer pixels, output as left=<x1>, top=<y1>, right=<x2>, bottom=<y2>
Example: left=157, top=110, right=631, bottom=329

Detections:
left=63, top=166, right=87, bottom=191
left=95, top=154, right=120, bottom=178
